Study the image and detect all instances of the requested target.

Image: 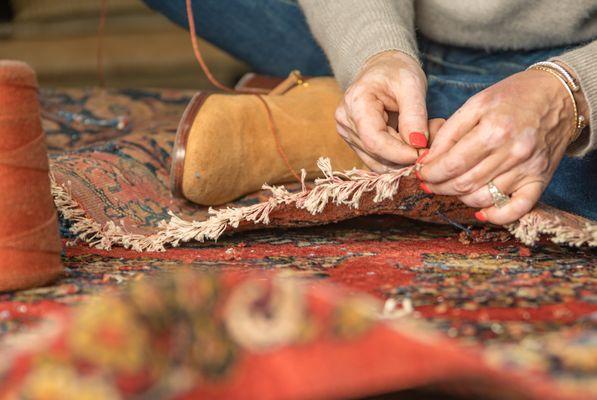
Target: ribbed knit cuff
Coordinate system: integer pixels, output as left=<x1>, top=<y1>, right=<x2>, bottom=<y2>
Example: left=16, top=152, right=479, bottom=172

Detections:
left=551, top=40, right=597, bottom=158
left=340, top=24, right=419, bottom=88
left=298, top=0, right=418, bottom=89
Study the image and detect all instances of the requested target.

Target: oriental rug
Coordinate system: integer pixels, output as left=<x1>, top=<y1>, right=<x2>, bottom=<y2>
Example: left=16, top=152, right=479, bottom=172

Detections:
left=44, top=88, right=596, bottom=252
left=0, top=220, right=595, bottom=399
left=0, top=87, right=593, bottom=399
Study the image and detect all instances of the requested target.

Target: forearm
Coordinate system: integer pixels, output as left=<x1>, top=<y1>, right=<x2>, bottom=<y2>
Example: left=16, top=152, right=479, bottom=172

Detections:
left=297, top=0, right=418, bottom=89
left=551, top=40, right=597, bottom=157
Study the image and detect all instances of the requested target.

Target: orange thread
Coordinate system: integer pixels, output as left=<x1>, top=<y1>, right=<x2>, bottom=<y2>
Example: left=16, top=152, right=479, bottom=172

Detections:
left=184, top=0, right=301, bottom=183
left=0, top=61, right=63, bottom=291
left=97, top=0, right=108, bottom=88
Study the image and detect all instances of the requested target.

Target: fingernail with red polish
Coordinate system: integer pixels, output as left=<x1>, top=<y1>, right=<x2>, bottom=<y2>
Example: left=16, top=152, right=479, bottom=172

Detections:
left=420, top=182, right=432, bottom=194
left=474, top=211, right=487, bottom=222
left=409, top=132, right=428, bottom=148
left=416, top=149, right=429, bottom=164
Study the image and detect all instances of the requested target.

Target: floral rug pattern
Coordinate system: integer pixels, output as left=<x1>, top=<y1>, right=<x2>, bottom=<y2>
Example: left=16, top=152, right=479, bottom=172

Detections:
left=0, top=88, right=594, bottom=399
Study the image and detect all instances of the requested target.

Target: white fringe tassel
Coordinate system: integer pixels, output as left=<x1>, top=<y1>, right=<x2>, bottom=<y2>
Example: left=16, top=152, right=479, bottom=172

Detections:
left=51, top=157, right=596, bottom=252
left=507, top=212, right=597, bottom=247
left=51, top=158, right=412, bottom=252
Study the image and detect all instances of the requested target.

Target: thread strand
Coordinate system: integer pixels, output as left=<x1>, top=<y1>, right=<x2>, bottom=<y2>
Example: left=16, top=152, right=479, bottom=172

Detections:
left=97, top=0, right=108, bottom=88
left=184, top=0, right=301, bottom=182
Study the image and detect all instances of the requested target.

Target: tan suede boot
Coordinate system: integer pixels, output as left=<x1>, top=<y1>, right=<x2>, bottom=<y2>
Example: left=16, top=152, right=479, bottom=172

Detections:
left=170, top=75, right=365, bottom=205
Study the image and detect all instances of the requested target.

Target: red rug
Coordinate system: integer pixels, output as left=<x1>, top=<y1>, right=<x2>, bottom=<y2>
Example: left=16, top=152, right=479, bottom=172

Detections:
left=0, top=88, right=594, bottom=399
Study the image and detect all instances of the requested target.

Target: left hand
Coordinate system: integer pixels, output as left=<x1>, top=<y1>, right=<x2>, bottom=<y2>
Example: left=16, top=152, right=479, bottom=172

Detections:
left=417, top=69, right=579, bottom=225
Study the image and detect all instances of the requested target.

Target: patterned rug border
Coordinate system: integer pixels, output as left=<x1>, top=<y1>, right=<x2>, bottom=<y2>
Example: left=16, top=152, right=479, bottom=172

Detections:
left=50, top=158, right=597, bottom=252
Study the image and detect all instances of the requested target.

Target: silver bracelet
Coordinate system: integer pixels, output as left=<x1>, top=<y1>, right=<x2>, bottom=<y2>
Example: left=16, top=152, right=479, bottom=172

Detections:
left=527, top=61, right=579, bottom=92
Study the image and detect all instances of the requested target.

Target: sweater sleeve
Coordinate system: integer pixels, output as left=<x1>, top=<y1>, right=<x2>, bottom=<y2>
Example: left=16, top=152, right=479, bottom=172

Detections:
left=551, top=40, right=597, bottom=158
left=297, top=0, right=418, bottom=89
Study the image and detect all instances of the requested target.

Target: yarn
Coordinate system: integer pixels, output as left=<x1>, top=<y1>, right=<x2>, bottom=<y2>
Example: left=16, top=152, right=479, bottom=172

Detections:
left=0, top=60, right=62, bottom=291
left=183, top=0, right=302, bottom=183
left=97, top=0, right=108, bottom=88
left=93, top=1, right=302, bottom=183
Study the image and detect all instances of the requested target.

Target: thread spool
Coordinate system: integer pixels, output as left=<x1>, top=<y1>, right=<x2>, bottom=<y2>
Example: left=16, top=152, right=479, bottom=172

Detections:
left=0, top=60, right=62, bottom=292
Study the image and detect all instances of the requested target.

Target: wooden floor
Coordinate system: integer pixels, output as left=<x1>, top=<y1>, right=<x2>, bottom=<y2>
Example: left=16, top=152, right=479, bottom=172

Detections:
left=0, top=12, right=248, bottom=89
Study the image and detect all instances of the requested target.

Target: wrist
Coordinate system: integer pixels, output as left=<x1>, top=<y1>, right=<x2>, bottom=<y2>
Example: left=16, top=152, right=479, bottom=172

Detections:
left=527, top=63, right=587, bottom=144
left=363, top=49, right=420, bottom=69
left=554, top=61, right=590, bottom=124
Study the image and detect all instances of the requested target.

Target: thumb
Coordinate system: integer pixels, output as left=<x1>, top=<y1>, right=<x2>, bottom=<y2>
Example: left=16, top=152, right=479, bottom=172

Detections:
left=396, top=88, right=429, bottom=149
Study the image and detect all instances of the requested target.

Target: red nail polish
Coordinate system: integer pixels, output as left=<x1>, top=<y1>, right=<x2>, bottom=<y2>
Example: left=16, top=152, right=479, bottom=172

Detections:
left=474, top=211, right=487, bottom=222
left=420, top=182, right=432, bottom=194
left=416, top=149, right=430, bottom=164
left=409, top=132, right=428, bottom=148
left=415, top=170, right=423, bottom=180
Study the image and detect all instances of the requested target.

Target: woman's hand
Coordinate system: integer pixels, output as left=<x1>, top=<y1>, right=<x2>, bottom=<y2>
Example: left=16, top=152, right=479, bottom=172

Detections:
left=335, top=51, right=428, bottom=172
left=418, top=69, right=585, bottom=225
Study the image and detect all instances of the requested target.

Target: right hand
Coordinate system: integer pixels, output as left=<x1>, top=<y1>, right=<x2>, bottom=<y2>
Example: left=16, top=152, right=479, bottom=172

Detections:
left=335, top=50, right=429, bottom=172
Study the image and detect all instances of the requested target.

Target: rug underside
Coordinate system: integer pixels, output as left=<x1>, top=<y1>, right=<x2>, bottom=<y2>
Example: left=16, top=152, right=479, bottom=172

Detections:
left=51, top=157, right=597, bottom=252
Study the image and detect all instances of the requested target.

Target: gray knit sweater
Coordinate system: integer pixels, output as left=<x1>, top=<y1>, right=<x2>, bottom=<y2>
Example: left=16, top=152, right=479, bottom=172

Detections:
left=298, top=0, right=597, bottom=157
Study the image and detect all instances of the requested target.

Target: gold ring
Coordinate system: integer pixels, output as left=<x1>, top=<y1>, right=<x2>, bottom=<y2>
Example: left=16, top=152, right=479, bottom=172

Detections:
left=487, top=181, right=510, bottom=208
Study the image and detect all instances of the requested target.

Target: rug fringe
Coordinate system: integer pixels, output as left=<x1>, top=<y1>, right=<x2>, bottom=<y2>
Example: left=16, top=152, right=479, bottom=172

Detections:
left=51, top=158, right=595, bottom=252
left=50, top=174, right=106, bottom=247
left=50, top=158, right=411, bottom=251
left=507, top=213, right=597, bottom=248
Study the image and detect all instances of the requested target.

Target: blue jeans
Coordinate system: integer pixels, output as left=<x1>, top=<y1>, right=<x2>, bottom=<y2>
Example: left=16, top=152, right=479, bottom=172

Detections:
left=143, top=0, right=596, bottom=220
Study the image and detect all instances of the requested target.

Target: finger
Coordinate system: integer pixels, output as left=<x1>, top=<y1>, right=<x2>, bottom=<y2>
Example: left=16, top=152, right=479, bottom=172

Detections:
left=337, top=123, right=402, bottom=172
left=423, top=149, right=522, bottom=196
left=352, top=147, right=398, bottom=173
left=419, top=124, right=491, bottom=184
left=426, top=97, right=483, bottom=161
left=387, top=111, right=399, bottom=131
left=338, top=121, right=386, bottom=159
left=337, top=122, right=372, bottom=156
left=387, top=125, right=407, bottom=144
left=476, top=181, right=543, bottom=225
left=335, top=104, right=352, bottom=130
left=394, top=88, right=429, bottom=149
left=415, top=119, right=445, bottom=169
left=458, top=169, right=522, bottom=208
left=348, top=93, right=418, bottom=164
left=336, top=118, right=356, bottom=143
left=427, top=118, right=446, bottom=145
left=337, top=109, right=370, bottom=150
left=412, top=118, right=445, bottom=181
left=351, top=141, right=402, bottom=172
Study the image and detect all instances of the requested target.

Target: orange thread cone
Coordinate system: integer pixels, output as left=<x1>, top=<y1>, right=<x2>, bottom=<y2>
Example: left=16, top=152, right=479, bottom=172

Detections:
left=0, top=60, right=62, bottom=291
